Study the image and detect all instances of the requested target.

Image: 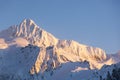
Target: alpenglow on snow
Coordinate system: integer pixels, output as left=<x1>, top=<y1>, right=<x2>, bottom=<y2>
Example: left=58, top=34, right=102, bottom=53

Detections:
left=0, top=19, right=119, bottom=80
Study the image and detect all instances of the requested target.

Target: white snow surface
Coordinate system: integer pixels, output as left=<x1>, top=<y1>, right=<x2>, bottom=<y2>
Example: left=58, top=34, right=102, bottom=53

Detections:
left=0, top=19, right=119, bottom=80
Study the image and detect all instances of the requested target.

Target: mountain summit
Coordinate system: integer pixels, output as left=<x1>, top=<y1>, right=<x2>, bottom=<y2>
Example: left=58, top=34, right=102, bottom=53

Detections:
left=16, top=19, right=39, bottom=37
left=0, top=19, right=118, bottom=80
left=0, top=19, right=58, bottom=47
left=0, top=19, right=107, bottom=62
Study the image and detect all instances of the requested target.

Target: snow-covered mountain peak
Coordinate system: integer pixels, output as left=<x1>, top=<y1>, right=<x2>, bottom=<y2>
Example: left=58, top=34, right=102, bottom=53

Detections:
left=0, top=19, right=58, bottom=47
left=16, top=19, right=58, bottom=47
left=20, top=18, right=38, bottom=28
left=0, top=19, right=119, bottom=80
left=22, top=18, right=35, bottom=23
left=16, top=19, right=39, bottom=37
left=0, top=19, right=108, bottom=62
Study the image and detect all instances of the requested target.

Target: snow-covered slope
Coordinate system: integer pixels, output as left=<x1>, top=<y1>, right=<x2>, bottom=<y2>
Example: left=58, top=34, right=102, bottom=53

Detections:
left=0, top=44, right=40, bottom=80
left=0, top=38, right=8, bottom=49
left=0, top=19, right=119, bottom=80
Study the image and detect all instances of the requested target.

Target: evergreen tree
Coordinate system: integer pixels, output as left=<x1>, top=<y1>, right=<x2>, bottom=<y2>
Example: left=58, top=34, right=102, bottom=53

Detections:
left=112, top=68, right=120, bottom=80
left=106, top=71, right=112, bottom=80
left=100, top=75, right=102, bottom=80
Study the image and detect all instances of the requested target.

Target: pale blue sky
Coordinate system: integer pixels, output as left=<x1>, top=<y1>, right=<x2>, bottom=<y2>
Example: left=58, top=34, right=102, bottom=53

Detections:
left=0, top=0, right=120, bottom=54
